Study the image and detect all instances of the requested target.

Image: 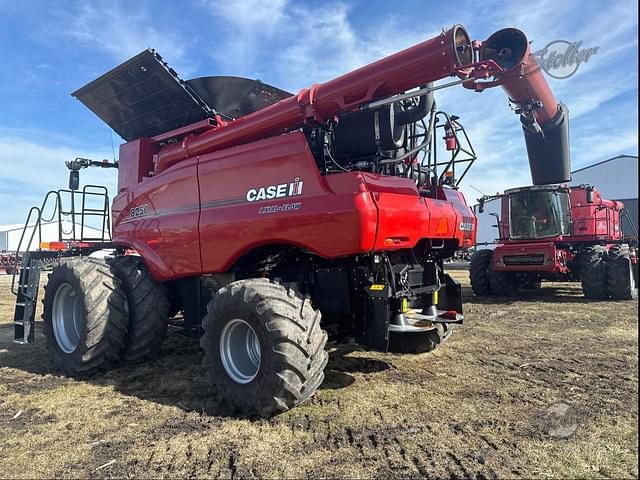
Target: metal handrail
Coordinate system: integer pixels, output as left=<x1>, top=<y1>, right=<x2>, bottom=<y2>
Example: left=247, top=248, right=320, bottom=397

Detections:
left=620, top=208, right=639, bottom=240
left=10, top=186, right=111, bottom=296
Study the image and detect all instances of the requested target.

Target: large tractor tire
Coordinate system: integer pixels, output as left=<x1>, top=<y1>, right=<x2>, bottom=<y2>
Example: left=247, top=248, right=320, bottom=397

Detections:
left=606, top=246, right=638, bottom=300
left=388, top=323, right=455, bottom=354
left=42, top=258, right=129, bottom=377
left=469, top=249, right=493, bottom=295
left=487, top=268, right=519, bottom=296
left=577, top=245, right=607, bottom=299
left=109, top=256, right=170, bottom=363
left=201, top=278, right=328, bottom=417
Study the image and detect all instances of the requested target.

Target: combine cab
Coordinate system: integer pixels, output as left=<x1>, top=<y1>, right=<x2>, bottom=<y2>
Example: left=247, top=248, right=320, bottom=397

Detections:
left=471, top=184, right=638, bottom=299
left=12, top=25, right=570, bottom=416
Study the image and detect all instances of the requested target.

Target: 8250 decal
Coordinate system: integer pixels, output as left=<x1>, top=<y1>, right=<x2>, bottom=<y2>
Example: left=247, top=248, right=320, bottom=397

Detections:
left=130, top=204, right=150, bottom=218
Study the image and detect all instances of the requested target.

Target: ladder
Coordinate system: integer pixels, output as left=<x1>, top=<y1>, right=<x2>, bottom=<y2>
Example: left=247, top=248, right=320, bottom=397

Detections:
left=13, top=252, right=58, bottom=344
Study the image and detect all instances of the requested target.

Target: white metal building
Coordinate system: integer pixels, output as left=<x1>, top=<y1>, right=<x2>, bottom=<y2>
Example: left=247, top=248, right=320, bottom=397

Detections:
left=473, top=197, right=501, bottom=249
left=0, top=221, right=106, bottom=252
left=473, top=154, right=639, bottom=247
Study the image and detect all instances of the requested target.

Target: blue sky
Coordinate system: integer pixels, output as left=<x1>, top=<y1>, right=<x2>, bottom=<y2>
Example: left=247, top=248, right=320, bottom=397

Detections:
left=0, top=0, right=637, bottom=225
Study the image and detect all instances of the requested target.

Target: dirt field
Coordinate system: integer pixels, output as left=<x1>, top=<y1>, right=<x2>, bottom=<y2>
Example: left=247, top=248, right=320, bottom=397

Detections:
left=0, top=270, right=637, bottom=479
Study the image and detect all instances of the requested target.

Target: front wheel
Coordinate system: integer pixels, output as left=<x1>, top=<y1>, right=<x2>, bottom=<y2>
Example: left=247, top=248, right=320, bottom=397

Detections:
left=469, top=249, right=493, bottom=295
left=42, top=258, right=129, bottom=377
left=109, top=256, right=170, bottom=363
left=201, top=278, right=328, bottom=417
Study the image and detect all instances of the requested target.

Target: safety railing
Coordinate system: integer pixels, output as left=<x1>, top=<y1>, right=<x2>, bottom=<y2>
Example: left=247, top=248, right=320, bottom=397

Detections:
left=11, top=185, right=111, bottom=295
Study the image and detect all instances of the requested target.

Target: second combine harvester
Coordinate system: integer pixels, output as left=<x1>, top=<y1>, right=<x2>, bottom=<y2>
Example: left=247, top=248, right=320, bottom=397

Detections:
left=14, top=26, right=568, bottom=416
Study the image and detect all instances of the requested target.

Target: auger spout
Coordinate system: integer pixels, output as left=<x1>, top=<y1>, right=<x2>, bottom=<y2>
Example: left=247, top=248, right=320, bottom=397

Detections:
left=480, top=28, right=570, bottom=184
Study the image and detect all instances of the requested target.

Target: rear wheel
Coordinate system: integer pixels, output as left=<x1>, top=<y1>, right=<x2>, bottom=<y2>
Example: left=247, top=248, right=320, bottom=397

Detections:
left=201, top=278, right=328, bottom=417
left=577, top=245, right=607, bottom=299
left=42, top=258, right=128, bottom=377
left=606, top=246, right=637, bottom=300
left=469, top=249, right=493, bottom=295
left=109, top=256, right=170, bottom=363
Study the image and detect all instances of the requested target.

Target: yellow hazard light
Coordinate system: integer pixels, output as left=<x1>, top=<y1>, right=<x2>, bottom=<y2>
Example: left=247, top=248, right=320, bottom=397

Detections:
left=401, top=297, right=408, bottom=312
left=40, top=242, right=67, bottom=250
left=370, top=284, right=385, bottom=291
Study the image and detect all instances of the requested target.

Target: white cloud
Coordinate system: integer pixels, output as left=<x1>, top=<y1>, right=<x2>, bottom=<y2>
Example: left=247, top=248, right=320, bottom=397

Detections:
left=0, top=136, right=117, bottom=225
left=63, top=2, right=193, bottom=74
left=209, top=0, right=287, bottom=30
left=202, top=0, right=289, bottom=77
left=203, top=0, right=428, bottom=89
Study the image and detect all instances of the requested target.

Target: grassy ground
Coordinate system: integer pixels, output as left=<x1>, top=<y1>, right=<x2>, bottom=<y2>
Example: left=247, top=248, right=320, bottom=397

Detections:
left=0, top=271, right=637, bottom=478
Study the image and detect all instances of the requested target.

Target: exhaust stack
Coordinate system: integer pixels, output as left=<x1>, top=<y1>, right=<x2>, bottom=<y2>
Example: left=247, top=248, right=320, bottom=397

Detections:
left=481, top=28, right=570, bottom=185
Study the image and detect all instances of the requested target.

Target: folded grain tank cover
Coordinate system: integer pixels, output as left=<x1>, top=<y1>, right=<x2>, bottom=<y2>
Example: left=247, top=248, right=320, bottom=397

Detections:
left=72, top=49, right=214, bottom=141
left=72, top=49, right=293, bottom=142
left=186, top=77, right=292, bottom=119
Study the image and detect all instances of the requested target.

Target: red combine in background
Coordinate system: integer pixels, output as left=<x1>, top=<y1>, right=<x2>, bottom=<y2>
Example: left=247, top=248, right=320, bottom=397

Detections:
left=470, top=184, right=638, bottom=299
left=12, top=26, right=570, bottom=416
left=1, top=252, right=20, bottom=275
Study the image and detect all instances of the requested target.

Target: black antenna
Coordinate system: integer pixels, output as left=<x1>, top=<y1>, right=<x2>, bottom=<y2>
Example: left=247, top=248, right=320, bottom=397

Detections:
left=110, top=130, right=116, bottom=161
left=469, top=184, right=486, bottom=196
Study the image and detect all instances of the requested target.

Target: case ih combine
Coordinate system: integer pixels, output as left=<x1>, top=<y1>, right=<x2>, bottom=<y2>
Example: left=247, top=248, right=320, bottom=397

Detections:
left=470, top=184, right=638, bottom=299
left=12, top=26, right=569, bottom=416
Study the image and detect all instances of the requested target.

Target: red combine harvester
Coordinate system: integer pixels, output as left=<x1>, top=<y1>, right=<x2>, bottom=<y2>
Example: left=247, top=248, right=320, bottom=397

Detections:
left=470, top=184, right=638, bottom=299
left=1, top=253, right=20, bottom=275
left=12, top=26, right=569, bottom=416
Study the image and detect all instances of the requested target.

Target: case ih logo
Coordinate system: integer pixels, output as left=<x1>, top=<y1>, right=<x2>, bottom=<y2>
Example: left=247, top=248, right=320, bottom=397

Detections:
left=246, top=177, right=304, bottom=202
